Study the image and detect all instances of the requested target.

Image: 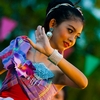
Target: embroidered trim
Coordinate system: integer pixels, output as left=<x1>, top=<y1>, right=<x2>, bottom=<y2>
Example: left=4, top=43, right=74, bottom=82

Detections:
left=39, top=83, right=52, bottom=97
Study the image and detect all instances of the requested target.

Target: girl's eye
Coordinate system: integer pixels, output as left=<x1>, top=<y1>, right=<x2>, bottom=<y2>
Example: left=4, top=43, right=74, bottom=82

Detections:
left=68, top=28, right=73, bottom=33
left=76, top=35, right=80, bottom=39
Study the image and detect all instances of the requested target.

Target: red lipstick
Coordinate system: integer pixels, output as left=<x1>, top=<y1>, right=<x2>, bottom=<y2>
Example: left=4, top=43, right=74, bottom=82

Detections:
left=63, top=41, right=69, bottom=47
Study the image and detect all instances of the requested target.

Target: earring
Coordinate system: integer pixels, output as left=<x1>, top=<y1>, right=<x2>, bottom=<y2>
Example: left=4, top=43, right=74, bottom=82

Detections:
left=47, top=28, right=53, bottom=38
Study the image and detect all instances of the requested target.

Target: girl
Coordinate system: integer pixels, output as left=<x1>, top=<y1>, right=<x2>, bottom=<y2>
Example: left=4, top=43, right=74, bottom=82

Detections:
left=0, top=0, right=88, bottom=100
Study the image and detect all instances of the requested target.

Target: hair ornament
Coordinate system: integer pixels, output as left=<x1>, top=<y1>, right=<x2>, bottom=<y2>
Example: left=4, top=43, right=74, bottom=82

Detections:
left=76, top=7, right=83, bottom=15
left=46, top=3, right=74, bottom=16
left=46, top=3, right=83, bottom=17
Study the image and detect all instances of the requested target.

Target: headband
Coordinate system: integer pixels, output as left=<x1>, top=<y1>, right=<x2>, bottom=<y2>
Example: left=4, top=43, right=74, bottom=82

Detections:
left=46, top=3, right=83, bottom=17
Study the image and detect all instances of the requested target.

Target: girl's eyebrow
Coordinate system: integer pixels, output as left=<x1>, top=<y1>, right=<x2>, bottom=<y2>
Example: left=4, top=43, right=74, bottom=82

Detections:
left=68, top=24, right=76, bottom=31
left=68, top=24, right=81, bottom=35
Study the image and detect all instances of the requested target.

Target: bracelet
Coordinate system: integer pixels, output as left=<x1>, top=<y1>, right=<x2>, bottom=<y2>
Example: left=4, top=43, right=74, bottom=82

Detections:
left=48, top=49, right=63, bottom=65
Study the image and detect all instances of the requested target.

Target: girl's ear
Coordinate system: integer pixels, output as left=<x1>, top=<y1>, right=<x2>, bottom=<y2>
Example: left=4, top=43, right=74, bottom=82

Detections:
left=49, top=18, right=56, bottom=28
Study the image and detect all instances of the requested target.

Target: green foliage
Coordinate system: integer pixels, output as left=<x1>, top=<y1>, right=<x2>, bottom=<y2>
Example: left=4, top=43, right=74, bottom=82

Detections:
left=95, top=0, right=100, bottom=8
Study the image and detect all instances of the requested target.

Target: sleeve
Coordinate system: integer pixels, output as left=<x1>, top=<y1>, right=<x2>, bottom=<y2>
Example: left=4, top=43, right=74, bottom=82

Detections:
left=0, top=36, right=31, bottom=70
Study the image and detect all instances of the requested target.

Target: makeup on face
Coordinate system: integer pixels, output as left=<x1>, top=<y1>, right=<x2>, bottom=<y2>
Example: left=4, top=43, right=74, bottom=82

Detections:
left=50, top=20, right=83, bottom=51
left=67, top=24, right=81, bottom=39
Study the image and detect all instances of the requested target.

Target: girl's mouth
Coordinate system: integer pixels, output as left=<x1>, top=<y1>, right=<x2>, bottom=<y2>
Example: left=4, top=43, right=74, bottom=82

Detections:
left=63, top=41, right=69, bottom=48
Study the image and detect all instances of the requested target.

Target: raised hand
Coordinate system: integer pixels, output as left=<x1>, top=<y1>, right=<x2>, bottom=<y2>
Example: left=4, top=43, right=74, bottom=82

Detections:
left=27, top=25, right=54, bottom=57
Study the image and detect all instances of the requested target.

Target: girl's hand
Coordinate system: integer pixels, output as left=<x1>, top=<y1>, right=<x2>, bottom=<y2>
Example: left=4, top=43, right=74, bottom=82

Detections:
left=27, top=25, right=54, bottom=56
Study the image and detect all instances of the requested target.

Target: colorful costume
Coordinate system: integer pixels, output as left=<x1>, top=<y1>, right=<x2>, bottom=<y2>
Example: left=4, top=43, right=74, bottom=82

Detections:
left=0, top=36, right=57, bottom=100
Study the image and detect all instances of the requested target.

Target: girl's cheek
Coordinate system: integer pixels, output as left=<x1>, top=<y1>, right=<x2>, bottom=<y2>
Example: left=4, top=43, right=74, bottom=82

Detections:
left=59, top=30, right=67, bottom=38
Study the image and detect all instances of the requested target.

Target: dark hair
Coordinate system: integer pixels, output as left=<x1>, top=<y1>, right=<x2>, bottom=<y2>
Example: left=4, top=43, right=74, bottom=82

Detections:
left=43, top=0, right=84, bottom=33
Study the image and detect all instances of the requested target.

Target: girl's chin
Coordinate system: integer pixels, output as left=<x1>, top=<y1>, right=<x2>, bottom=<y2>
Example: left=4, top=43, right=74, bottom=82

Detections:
left=58, top=48, right=65, bottom=53
left=55, top=46, right=69, bottom=53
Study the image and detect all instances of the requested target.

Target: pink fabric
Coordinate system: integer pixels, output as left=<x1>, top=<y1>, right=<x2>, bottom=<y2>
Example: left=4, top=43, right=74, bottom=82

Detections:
left=0, top=17, right=17, bottom=41
left=0, top=36, right=58, bottom=100
left=64, top=48, right=74, bottom=58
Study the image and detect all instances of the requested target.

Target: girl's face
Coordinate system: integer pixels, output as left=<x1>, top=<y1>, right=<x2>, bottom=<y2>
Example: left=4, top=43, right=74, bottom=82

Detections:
left=50, top=19, right=83, bottom=52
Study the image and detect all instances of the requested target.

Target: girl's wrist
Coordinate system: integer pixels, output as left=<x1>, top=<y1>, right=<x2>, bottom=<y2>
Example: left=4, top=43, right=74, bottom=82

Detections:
left=46, top=48, right=54, bottom=57
left=48, top=49, right=63, bottom=65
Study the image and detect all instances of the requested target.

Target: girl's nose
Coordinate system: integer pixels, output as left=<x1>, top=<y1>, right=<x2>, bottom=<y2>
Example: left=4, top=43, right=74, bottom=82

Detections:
left=68, top=36, right=75, bottom=42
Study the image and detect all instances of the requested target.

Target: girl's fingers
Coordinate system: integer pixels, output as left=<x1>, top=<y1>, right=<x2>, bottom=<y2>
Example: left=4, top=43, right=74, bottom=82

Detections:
left=39, top=26, right=42, bottom=34
left=42, top=27, right=45, bottom=35
left=36, top=26, right=46, bottom=36
left=37, top=25, right=42, bottom=35
left=35, top=30, right=39, bottom=41
left=27, top=38, right=36, bottom=48
left=36, top=25, right=43, bottom=40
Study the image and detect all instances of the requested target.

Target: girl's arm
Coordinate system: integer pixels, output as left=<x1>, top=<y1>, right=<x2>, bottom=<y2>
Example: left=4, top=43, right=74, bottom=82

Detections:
left=27, top=25, right=88, bottom=89
left=57, top=58, right=88, bottom=89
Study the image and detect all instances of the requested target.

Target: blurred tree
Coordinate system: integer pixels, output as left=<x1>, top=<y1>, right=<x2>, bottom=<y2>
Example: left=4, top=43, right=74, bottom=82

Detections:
left=0, top=0, right=48, bottom=50
left=95, top=0, right=100, bottom=8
